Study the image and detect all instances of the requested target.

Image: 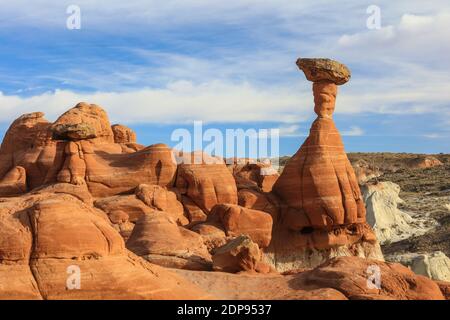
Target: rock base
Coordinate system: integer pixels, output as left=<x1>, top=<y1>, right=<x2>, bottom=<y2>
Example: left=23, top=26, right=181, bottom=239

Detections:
left=264, top=241, right=383, bottom=273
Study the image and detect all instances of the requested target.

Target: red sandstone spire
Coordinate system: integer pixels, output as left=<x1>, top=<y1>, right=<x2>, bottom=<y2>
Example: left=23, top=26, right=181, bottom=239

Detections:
left=273, top=58, right=366, bottom=228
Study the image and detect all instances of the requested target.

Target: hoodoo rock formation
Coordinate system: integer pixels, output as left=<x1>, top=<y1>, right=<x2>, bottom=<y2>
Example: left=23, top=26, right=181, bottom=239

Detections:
left=269, top=58, right=382, bottom=271
left=0, top=58, right=448, bottom=300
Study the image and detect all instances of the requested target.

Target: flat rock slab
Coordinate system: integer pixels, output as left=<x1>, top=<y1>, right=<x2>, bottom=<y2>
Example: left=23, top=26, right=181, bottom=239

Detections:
left=296, top=58, right=351, bottom=85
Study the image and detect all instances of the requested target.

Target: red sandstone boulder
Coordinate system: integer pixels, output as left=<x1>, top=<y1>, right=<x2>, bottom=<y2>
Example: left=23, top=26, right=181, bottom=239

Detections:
left=31, top=182, right=94, bottom=206
left=181, top=195, right=208, bottom=223
left=94, top=195, right=153, bottom=223
left=230, top=160, right=279, bottom=192
left=51, top=102, right=114, bottom=143
left=436, top=281, right=450, bottom=300
left=296, top=58, right=351, bottom=85
left=238, top=188, right=279, bottom=223
left=212, top=235, right=261, bottom=273
left=60, top=141, right=178, bottom=197
left=299, top=256, right=445, bottom=300
left=209, top=204, right=273, bottom=248
left=29, top=197, right=124, bottom=259
left=176, top=152, right=238, bottom=213
left=94, top=195, right=146, bottom=240
left=111, top=124, right=137, bottom=144
left=126, top=213, right=212, bottom=270
left=51, top=104, right=178, bottom=197
left=135, top=184, right=188, bottom=225
left=94, top=187, right=188, bottom=240
left=0, top=112, right=65, bottom=192
left=0, top=166, right=27, bottom=196
left=52, top=122, right=97, bottom=140
left=0, top=112, right=52, bottom=157
left=191, top=222, right=230, bottom=251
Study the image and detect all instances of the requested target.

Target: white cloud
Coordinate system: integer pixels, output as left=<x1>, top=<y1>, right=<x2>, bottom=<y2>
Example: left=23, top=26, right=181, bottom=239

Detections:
left=0, top=81, right=309, bottom=125
left=335, top=12, right=450, bottom=66
left=1, top=70, right=449, bottom=127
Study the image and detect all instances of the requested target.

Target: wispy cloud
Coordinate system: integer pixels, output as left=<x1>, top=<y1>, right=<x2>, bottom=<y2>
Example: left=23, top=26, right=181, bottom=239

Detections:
left=423, top=133, right=447, bottom=139
left=0, top=81, right=307, bottom=124
left=342, top=126, right=364, bottom=136
left=277, top=125, right=307, bottom=137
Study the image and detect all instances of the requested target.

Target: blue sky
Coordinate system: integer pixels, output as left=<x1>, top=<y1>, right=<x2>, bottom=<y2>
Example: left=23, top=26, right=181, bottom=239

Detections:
left=0, top=0, right=449, bottom=156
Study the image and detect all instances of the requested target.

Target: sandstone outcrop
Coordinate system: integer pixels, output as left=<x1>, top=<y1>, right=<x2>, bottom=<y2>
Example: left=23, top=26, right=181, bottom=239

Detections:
left=93, top=185, right=188, bottom=242
left=0, top=193, right=209, bottom=299
left=298, top=256, right=445, bottom=300
left=362, top=181, right=437, bottom=244
left=238, top=188, right=279, bottom=223
left=191, top=222, right=230, bottom=251
left=229, top=160, right=279, bottom=192
left=0, top=104, right=178, bottom=198
left=212, top=235, right=261, bottom=273
left=0, top=166, right=27, bottom=196
left=94, top=194, right=158, bottom=240
left=0, top=112, right=64, bottom=192
left=59, top=142, right=178, bottom=197
left=31, top=182, right=94, bottom=206
left=135, top=184, right=188, bottom=225
left=51, top=102, right=115, bottom=143
left=174, top=256, right=446, bottom=300
left=387, top=251, right=450, bottom=282
left=176, top=152, right=238, bottom=214
left=95, top=195, right=153, bottom=224
left=264, top=223, right=381, bottom=272
left=111, top=124, right=137, bottom=144
left=209, top=204, right=273, bottom=248
left=437, top=281, right=450, bottom=300
left=126, top=213, right=212, bottom=270
left=182, top=195, right=208, bottom=223
left=407, top=156, right=443, bottom=169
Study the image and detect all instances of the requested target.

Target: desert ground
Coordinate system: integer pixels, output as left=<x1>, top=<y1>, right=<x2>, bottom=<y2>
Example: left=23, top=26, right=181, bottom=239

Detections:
left=347, top=153, right=450, bottom=257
